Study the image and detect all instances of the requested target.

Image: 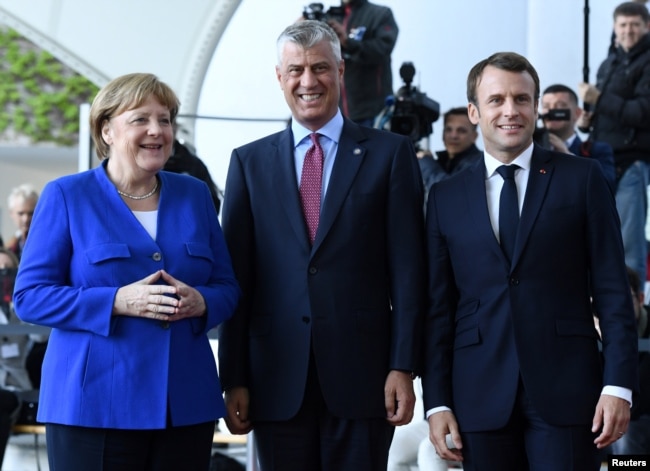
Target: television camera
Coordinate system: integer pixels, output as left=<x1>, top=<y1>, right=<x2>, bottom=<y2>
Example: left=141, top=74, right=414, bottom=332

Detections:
left=533, top=108, right=571, bottom=149
left=375, top=62, right=440, bottom=148
left=302, top=3, right=344, bottom=22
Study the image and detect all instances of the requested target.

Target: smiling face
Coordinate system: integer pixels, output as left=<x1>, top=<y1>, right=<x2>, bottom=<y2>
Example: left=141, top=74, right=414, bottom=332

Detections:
left=614, top=14, right=649, bottom=52
left=101, top=96, right=174, bottom=175
left=468, top=65, right=537, bottom=163
left=276, top=39, right=344, bottom=131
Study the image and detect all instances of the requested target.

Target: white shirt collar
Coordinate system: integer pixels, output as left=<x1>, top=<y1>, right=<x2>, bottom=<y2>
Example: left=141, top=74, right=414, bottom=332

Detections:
left=566, top=133, right=577, bottom=148
left=483, top=142, right=534, bottom=178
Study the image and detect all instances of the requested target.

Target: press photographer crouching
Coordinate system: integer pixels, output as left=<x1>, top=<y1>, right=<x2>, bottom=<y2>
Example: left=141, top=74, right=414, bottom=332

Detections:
left=536, top=84, right=616, bottom=192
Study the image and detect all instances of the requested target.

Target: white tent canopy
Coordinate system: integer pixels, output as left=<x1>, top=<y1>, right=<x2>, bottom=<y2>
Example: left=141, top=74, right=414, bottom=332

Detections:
left=0, top=0, right=242, bottom=140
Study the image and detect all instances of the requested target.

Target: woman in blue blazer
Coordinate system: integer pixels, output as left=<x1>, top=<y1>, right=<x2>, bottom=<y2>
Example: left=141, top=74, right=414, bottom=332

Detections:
left=13, top=73, right=240, bottom=471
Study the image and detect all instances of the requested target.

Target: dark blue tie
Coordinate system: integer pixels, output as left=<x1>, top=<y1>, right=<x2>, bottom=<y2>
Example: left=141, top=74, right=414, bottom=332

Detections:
left=496, top=164, right=520, bottom=263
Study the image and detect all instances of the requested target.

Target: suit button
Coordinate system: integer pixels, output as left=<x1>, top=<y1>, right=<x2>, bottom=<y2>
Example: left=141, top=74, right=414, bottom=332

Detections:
left=160, top=321, right=169, bottom=329
left=509, top=277, right=520, bottom=286
left=302, top=316, right=310, bottom=324
left=152, top=252, right=162, bottom=262
left=308, top=267, right=318, bottom=275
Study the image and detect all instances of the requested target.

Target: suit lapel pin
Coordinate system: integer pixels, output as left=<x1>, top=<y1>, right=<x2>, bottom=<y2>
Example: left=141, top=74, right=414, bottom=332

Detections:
left=353, top=147, right=362, bottom=155
left=539, top=169, right=547, bottom=174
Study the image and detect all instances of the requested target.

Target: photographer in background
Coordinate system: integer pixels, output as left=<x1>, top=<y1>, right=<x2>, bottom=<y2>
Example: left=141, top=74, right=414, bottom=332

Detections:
left=325, top=0, right=399, bottom=126
left=539, top=84, right=616, bottom=192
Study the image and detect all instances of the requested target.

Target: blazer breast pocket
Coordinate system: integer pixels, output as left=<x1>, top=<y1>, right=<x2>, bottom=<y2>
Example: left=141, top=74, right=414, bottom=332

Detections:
left=536, top=202, right=577, bottom=224
left=85, top=244, right=130, bottom=264
left=185, top=243, right=214, bottom=262
left=184, top=243, right=214, bottom=279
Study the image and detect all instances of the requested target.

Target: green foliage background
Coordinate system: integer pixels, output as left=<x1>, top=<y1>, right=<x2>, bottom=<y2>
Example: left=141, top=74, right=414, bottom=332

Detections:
left=0, top=27, right=99, bottom=145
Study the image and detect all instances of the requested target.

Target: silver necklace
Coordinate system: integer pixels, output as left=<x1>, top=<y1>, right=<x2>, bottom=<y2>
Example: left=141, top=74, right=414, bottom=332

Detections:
left=117, top=179, right=159, bottom=200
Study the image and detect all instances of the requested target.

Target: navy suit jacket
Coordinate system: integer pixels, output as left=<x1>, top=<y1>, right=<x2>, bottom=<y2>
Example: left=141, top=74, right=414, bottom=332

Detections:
left=219, top=119, right=426, bottom=421
left=13, top=162, right=240, bottom=428
left=423, top=146, right=638, bottom=432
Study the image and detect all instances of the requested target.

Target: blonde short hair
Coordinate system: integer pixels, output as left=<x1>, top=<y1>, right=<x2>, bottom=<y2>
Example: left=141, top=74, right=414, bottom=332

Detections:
left=89, top=73, right=180, bottom=160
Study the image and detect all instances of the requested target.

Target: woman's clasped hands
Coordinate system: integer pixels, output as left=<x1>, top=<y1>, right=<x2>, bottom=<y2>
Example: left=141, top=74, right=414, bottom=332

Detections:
left=113, top=269, right=206, bottom=321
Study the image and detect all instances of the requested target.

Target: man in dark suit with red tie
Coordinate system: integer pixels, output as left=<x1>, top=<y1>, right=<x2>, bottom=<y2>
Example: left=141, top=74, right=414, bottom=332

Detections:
left=218, top=19, right=425, bottom=471
left=423, top=52, right=639, bottom=470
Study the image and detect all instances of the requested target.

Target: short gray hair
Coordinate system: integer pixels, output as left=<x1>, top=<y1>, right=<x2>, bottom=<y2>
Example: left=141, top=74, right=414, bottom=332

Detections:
left=277, top=20, right=341, bottom=67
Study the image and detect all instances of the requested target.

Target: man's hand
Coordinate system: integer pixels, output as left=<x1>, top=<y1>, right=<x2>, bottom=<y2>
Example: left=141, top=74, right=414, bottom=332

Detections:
left=592, top=394, right=631, bottom=449
left=576, top=110, right=594, bottom=131
left=428, top=410, right=464, bottom=462
left=384, top=370, right=415, bottom=425
left=224, top=387, right=253, bottom=435
left=327, top=19, right=348, bottom=47
left=578, top=82, right=601, bottom=105
left=547, top=133, right=570, bottom=154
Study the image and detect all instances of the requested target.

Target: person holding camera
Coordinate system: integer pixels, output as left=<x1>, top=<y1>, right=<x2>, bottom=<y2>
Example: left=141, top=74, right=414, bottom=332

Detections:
left=579, top=1, right=650, bottom=287
left=325, top=0, right=398, bottom=127
left=539, top=84, right=616, bottom=192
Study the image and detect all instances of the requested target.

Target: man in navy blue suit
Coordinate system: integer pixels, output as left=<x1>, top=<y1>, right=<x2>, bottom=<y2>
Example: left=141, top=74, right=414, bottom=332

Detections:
left=218, top=19, right=425, bottom=471
left=539, top=83, right=616, bottom=193
left=423, top=52, right=638, bottom=470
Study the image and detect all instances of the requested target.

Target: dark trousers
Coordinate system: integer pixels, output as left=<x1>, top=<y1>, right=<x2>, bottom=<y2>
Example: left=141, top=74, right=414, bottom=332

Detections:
left=46, top=421, right=214, bottom=471
left=461, top=380, right=600, bottom=471
left=0, top=389, right=19, bottom=469
left=254, top=356, right=394, bottom=471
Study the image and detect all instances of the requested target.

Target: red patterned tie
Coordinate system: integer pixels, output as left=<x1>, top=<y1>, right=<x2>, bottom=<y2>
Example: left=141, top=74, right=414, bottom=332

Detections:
left=300, top=133, right=324, bottom=244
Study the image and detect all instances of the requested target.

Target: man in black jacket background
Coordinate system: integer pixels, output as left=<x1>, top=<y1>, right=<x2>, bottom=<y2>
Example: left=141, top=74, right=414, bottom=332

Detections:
left=579, top=1, right=650, bottom=286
